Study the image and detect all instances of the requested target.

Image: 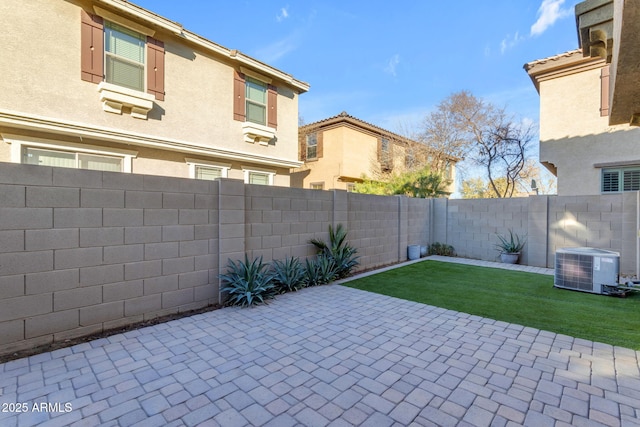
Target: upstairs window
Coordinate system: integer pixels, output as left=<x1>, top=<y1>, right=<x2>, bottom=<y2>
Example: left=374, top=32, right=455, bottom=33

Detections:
left=379, top=137, right=393, bottom=171
left=602, top=167, right=640, bottom=192
left=245, top=77, right=267, bottom=125
left=306, top=133, right=318, bottom=159
left=81, top=10, right=165, bottom=100
left=300, top=131, right=322, bottom=161
left=233, top=70, right=278, bottom=129
left=104, top=22, right=145, bottom=92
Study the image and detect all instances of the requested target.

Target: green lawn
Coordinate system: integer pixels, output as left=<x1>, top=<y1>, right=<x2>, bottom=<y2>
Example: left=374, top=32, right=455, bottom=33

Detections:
left=344, top=260, right=640, bottom=350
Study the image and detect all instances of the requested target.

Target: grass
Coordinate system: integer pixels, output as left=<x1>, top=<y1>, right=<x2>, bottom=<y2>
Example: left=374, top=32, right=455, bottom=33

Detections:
left=344, top=260, right=640, bottom=350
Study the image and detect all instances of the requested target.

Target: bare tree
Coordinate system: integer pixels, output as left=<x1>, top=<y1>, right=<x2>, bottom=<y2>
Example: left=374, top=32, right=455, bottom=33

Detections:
left=419, top=91, right=533, bottom=198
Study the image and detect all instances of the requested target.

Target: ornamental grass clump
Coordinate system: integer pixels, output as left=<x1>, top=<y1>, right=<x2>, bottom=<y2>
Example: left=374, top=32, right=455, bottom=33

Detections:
left=220, top=255, right=275, bottom=307
left=271, top=257, right=306, bottom=293
left=428, top=242, right=456, bottom=257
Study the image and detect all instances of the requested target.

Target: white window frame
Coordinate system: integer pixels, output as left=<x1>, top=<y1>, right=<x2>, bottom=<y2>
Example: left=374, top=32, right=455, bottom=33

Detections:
left=104, top=21, right=146, bottom=93
left=4, top=134, right=136, bottom=172
left=310, top=182, right=324, bottom=190
left=186, top=158, right=230, bottom=180
left=242, top=166, right=275, bottom=186
left=245, top=77, right=267, bottom=126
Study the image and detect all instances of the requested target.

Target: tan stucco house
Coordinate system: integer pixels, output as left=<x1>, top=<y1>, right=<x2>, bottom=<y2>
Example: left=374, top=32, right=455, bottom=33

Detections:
left=292, top=112, right=456, bottom=194
left=524, top=0, right=640, bottom=196
left=0, top=0, right=309, bottom=186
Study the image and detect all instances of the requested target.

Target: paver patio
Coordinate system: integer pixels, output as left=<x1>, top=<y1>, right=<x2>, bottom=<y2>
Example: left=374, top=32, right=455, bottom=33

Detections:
left=1, top=258, right=639, bottom=426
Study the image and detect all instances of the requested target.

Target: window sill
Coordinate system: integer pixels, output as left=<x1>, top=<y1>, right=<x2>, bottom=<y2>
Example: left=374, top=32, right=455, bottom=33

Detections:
left=98, top=82, right=155, bottom=120
left=242, top=122, right=275, bottom=145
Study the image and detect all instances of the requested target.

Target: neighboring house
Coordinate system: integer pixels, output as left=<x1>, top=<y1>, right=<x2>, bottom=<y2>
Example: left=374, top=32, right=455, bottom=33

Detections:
left=524, top=0, right=640, bottom=196
left=292, top=112, right=456, bottom=194
left=0, top=0, right=308, bottom=186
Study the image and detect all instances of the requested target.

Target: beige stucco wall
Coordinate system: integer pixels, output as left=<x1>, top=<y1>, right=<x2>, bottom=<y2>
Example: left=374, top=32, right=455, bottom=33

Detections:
left=539, top=64, right=640, bottom=196
left=0, top=0, right=300, bottom=185
left=297, top=126, right=384, bottom=190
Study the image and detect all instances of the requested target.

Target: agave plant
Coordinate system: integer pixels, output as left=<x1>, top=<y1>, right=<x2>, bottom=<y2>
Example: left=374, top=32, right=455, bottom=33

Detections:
left=219, top=255, right=275, bottom=307
left=304, top=256, right=336, bottom=287
left=495, top=230, right=526, bottom=254
left=271, top=257, right=306, bottom=293
left=309, top=224, right=359, bottom=279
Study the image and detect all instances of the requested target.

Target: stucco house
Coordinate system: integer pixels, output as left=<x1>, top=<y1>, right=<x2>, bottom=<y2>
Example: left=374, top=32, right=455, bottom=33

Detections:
left=292, top=112, right=456, bottom=194
left=0, top=0, right=308, bottom=186
left=524, top=0, right=640, bottom=196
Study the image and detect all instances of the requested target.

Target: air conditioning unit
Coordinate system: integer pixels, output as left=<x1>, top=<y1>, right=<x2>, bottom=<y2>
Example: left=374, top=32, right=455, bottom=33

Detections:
left=554, top=247, right=620, bottom=294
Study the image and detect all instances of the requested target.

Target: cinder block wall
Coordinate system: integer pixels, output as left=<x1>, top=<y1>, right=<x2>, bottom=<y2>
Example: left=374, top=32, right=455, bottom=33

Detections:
left=1, top=162, right=637, bottom=356
left=547, top=193, right=635, bottom=273
left=441, top=194, right=637, bottom=274
left=240, top=185, right=431, bottom=268
left=447, top=198, right=529, bottom=263
left=0, top=165, right=429, bottom=355
left=0, top=164, right=219, bottom=355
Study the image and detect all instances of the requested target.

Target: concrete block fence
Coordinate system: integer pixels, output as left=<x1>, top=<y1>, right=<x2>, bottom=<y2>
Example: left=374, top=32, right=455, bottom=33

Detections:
left=0, top=163, right=638, bottom=355
left=0, top=164, right=431, bottom=356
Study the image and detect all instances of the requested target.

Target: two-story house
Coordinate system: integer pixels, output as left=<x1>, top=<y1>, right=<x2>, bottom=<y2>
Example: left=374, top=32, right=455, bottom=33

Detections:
left=0, top=0, right=308, bottom=186
left=292, top=112, right=456, bottom=194
left=524, top=0, right=640, bottom=196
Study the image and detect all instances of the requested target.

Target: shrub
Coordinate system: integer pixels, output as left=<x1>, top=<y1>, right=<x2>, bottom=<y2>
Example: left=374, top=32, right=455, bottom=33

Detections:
left=304, top=256, right=336, bottom=286
left=428, top=242, right=456, bottom=257
left=220, top=255, right=275, bottom=307
left=271, top=257, right=306, bottom=293
left=310, top=224, right=360, bottom=279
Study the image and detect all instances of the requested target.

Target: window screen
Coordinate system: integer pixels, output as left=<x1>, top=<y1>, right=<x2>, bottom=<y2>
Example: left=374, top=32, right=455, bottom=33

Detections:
left=196, top=166, right=223, bottom=180
left=245, top=77, right=267, bottom=125
left=105, top=22, right=145, bottom=91
left=249, top=172, right=270, bottom=185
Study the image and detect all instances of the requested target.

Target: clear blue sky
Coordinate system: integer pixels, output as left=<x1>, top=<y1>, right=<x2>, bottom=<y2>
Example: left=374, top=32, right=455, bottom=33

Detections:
left=134, top=0, right=581, bottom=133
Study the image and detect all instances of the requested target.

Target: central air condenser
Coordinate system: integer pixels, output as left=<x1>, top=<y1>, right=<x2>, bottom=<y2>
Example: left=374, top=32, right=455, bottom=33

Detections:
left=554, top=247, right=620, bottom=294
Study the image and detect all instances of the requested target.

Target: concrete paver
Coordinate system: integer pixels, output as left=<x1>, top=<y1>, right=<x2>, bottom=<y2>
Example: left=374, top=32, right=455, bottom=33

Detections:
left=1, top=257, right=639, bottom=426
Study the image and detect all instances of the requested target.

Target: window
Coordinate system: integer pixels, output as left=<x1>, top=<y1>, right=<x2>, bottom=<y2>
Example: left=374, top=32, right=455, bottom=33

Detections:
left=5, top=134, right=136, bottom=172
left=602, top=168, right=640, bottom=192
left=310, top=182, right=324, bottom=190
left=346, top=183, right=356, bottom=192
left=245, top=77, right=267, bottom=126
left=249, top=172, right=270, bottom=185
left=301, top=131, right=322, bottom=161
left=306, top=133, right=318, bottom=159
left=80, top=9, right=165, bottom=118
left=196, top=166, right=223, bottom=180
left=186, top=159, right=230, bottom=181
left=381, top=138, right=390, bottom=153
left=104, top=22, right=145, bottom=92
left=233, top=70, right=277, bottom=131
left=243, top=167, right=275, bottom=186
left=380, top=137, right=392, bottom=171
left=23, top=147, right=123, bottom=172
